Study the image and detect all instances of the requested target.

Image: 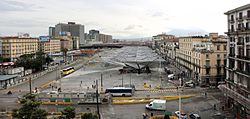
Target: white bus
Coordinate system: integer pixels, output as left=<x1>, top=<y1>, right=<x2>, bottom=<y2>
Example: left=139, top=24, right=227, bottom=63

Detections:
left=105, top=87, right=134, bottom=97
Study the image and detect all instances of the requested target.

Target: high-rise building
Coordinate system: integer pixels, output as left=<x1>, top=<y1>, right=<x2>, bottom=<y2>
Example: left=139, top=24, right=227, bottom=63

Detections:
left=0, top=36, right=38, bottom=61
left=49, top=27, right=55, bottom=36
left=219, top=4, right=250, bottom=117
left=55, top=22, right=85, bottom=47
left=0, top=39, right=2, bottom=57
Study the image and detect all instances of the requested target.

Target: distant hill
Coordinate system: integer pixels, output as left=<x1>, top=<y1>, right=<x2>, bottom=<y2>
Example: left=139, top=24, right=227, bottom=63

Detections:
left=167, top=28, right=208, bottom=36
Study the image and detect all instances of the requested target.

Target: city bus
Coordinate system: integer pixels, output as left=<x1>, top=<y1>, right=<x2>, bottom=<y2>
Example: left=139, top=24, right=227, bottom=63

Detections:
left=105, top=87, right=134, bottom=97
left=61, top=67, right=75, bottom=76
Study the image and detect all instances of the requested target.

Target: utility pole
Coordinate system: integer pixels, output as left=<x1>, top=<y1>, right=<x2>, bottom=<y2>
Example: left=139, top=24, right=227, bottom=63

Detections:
left=178, top=78, right=182, bottom=119
left=29, top=77, right=32, bottom=94
left=101, top=73, right=103, bottom=92
left=122, top=73, right=124, bottom=87
left=96, top=80, right=100, bottom=119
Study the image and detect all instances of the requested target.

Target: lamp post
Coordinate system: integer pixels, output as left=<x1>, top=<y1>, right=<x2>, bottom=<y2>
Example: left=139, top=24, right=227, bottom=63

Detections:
left=95, top=80, right=100, bottom=119
left=178, top=78, right=182, bottom=119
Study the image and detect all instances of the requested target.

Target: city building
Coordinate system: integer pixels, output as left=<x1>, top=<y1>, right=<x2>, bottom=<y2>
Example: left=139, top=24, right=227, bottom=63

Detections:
left=176, top=33, right=227, bottom=86
left=49, top=27, right=55, bottom=37
left=219, top=4, right=250, bottom=117
left=99, top=34, right=113, bottom=43
left=55, top=22, right=85, bottom=47
left=152, top=34, right=177, bottom=59
left=0, top=35, right=38, bottom=61
left=72, top=36, right=80, bottom=50
left=0, top=39, right=2, bottom=57
left=38, top=36, right=61, bottom=54
left=85, top=30, right=113, bottom=44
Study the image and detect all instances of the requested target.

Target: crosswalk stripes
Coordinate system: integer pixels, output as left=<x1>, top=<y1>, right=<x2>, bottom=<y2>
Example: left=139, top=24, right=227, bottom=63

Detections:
left=140, top=89, right=177, bottom=93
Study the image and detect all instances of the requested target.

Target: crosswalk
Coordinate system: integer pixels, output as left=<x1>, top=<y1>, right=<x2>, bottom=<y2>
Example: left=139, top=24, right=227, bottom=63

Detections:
left=137, top=88, right=177, bottom=93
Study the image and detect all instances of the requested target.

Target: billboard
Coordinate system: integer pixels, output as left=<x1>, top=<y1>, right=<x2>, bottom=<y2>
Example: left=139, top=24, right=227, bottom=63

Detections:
left=39, top=36, right=50, bottom=42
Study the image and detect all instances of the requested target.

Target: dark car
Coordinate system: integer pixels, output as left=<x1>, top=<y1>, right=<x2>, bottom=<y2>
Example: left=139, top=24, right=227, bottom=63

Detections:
left=189, top=114, right=201, bottom=119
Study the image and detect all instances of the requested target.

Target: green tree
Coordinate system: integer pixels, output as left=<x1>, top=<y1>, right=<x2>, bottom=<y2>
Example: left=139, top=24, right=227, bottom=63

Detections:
left=61, top=106, right=75, bottom=119
left=12, top=93, right=47, bottom=119
left=15, top=51, right=53, bottom=72
left=81, top=113, right=98, bottom=119
left=0, top=57, right=10, bottom=62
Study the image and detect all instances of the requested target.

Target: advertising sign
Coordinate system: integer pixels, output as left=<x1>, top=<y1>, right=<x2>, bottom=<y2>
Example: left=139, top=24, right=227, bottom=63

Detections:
left=39, top=36, right=50, bottom=42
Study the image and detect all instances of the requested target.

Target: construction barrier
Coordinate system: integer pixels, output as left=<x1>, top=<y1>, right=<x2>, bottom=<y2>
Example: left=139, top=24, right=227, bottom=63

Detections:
left=149, top=115, right=178, bottom=119
left=112, top=95, right=195, bottom=105
left=42, top=102, right=73, bottom=105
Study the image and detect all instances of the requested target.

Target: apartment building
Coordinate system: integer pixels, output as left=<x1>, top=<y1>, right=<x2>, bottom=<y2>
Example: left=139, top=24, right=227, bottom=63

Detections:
left=176, top=33, right=227, bottom=86
left=218, top=4, right=250, bottom=117
left=0, top=36, right=38, bottom=61
left=38, top=36, right=61, bottom=54
left=152, top=34, right=176, bottom=59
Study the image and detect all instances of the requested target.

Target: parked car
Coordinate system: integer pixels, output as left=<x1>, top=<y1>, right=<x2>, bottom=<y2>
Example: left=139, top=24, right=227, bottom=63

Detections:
left=189, top=113, right=201, bottom=119
left=174, top=111, right=187, bottom=119
left=185, top=80, right=195, bottom=88
left=47, top=91, right=58, bottom=95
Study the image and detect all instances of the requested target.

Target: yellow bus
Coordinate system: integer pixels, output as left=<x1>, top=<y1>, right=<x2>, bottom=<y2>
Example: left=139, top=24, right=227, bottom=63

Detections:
left=61, top=67, right=75, bottom=76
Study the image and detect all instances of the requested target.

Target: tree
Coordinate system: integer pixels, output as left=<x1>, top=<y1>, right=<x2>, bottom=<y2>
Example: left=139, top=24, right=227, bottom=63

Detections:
left=81, top=113, right=98, bottom=119
left=12, top=93, right=47, bottom=119
left=61, top=106, right=75, bottom=119
left=15, top=51, right=53, bottom=72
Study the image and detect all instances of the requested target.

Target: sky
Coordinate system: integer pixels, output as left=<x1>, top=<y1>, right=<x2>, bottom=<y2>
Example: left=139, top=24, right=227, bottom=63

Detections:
left=0, top=0, right=249, bottom=39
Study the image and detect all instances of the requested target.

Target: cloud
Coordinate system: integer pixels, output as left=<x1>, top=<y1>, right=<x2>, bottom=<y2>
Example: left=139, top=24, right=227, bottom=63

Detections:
left=124, top=25, right=143, bottom=30
left=0, top=0, right=36, bottom=12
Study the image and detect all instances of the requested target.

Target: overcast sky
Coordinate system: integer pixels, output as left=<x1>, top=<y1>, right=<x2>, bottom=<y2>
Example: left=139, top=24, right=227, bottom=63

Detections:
left=0, top=0, right=249, bottom=39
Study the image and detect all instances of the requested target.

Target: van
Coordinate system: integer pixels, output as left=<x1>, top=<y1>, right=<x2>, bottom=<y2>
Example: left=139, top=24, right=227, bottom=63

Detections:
left=145, top=99, right=166, bottom=110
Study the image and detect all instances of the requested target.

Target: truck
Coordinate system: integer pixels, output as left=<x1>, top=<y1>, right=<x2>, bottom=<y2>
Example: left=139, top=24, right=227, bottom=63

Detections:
left=145, top=99, right=166, bottom=110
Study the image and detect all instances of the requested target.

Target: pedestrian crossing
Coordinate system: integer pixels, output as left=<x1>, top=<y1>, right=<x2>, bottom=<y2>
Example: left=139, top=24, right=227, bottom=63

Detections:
left=138, top=88, right=177, bottom=93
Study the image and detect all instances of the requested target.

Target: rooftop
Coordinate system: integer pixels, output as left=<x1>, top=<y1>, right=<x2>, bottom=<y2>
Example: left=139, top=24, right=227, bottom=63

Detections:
left=225, top=3, right=250, bottom=15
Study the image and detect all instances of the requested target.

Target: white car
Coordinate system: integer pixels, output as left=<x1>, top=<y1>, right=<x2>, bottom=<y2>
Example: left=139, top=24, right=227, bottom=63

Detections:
left=47, top=91, right=58, bottom=95
left=174, top=111, right=187, bottom=119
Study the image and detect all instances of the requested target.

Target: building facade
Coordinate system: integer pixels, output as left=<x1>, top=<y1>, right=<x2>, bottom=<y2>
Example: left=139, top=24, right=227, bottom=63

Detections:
left=38, top=36, right=61, bottom=54
left=55, top=22, right=85, bottom=47
left=219, top=4, right=250, bottom=117
left=49, top=27, right=55, bottom=37
left=0, top=36, right=38, bottom=61
left=176, top=33, right=227, bottom=86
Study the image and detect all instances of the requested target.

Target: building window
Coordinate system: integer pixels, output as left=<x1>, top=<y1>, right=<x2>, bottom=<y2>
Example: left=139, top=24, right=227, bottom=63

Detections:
left=231, top=15, right=234, bottom=21
left=206, top=60, right=210, bottom=66
left=224, top=45, right=226, bottom=50
left=206, top=54, right=209, bottom=59
left=206, top=68, right=210, bottom=75
left=217, top=54, right=220, bottom=59
left=246, top=36, right=250, bottom=43
left=247, top=10, right=250, bottom=18
left=239, top=12, right=243, bottom=19
left=217, top=45, right=220, bottom=50
left=246, top=22, right=249, bottom=30
left=231, top=25, right=234, bottom=32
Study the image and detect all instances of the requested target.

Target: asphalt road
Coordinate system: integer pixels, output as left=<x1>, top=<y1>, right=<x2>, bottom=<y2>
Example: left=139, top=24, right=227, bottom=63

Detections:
left=0, top=47, right=227, bottom=119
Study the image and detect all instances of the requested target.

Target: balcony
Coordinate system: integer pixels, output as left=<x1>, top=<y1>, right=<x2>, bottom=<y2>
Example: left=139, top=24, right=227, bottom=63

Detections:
left=204, top=65, right=211, bottom=68
left=236, top=69, right=250, bottom=77
left=243, top=56, right=250, bottom=60
left=228, top=19, right=235, bottom=23
left=228, top=54, right=235, bottom=57
left=236, top=17, right=244, bottom=22
left=216, top=64, right=223, bottom=68
left=218, top=85, right=250, bottom=110
left=236, top=42, right=244, bottom=45
left=243, top=15, right=250, bottom=20
left=236, top=55, right=244, bottom=59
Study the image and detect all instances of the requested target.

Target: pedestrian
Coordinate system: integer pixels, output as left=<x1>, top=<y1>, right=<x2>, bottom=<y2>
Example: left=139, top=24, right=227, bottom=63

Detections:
left=142, top=113, right=146, bottom=119
left=214, top=104, right=217, bottom=110
left=204, top=92, right=207, bottom=98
